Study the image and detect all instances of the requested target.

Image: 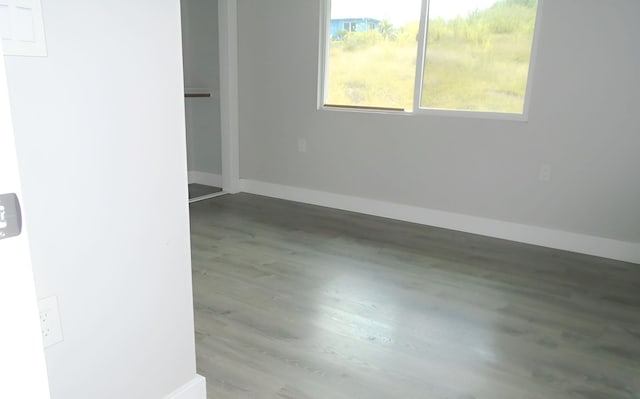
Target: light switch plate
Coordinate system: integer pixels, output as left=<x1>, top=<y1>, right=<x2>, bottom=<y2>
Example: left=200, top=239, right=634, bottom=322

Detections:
left=0, top=0, right=47, bottom=57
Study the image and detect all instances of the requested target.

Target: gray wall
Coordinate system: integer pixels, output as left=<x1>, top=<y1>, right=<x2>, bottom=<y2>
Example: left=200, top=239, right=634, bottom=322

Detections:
left=237, top=0, right=640, bottom=244
left=181, top=0, right=222, bottom=176
left=6, top=1, right=197, bottom=397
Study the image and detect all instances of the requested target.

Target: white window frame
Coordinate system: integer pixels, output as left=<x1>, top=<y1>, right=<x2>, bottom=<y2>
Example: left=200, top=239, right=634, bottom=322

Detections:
left=318, top=0, right=544, bottom=121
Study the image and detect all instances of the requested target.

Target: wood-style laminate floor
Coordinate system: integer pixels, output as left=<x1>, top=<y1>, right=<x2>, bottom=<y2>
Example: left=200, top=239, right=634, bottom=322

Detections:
left=189, top=183, right=222, bottom=200
left=189, top=193, right=640, bottom=399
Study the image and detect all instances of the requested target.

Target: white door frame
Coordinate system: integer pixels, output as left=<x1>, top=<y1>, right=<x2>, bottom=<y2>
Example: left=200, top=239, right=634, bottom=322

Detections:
left=0, top=45, right=51, bottom=399
left=218, top=0, right=240, bottom=194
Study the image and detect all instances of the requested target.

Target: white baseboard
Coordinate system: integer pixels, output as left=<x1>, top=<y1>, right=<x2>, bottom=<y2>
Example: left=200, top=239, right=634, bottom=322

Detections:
left=188, top=171, right=222, bottom=188
left=164, top=375, right=206, bottom=399
left=239, top=179, right=640, bottom=265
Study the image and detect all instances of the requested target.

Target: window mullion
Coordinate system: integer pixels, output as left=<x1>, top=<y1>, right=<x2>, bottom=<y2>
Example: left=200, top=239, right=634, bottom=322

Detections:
left=412, top=0, right=429, bottom=112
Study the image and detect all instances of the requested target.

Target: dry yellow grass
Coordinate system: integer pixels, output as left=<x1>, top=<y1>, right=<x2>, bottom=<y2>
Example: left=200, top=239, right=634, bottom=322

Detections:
left=326, top=1, right=537, bottom=113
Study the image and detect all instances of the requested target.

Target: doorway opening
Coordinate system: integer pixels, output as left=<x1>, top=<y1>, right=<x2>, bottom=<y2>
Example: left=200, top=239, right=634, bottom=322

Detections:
left=181, top=0, right=227, bottom=203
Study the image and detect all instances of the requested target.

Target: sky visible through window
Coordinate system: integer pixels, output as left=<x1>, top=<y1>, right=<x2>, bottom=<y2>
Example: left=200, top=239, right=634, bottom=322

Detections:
left=331, top=0, right=500, bottom=24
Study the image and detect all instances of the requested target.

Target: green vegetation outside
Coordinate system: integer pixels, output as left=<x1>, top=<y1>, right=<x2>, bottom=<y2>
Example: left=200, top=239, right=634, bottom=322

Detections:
left=326, top=0, right=538, bottom=113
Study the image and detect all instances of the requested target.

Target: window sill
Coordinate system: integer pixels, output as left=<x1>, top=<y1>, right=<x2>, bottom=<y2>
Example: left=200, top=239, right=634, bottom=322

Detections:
left=319, top=104, right=529, bottom=122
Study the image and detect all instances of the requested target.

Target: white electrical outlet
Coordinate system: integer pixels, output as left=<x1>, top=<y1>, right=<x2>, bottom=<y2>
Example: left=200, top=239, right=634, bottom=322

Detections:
left=37, top=296, right=63, bottom=348
left=538, top=163, right=552, bottom=182
left=297, top=138, right=307, bottom=153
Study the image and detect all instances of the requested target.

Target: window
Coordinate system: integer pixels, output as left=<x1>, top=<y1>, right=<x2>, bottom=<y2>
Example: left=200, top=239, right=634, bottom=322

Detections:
left=322, top=0, right=541, bottom=116
left=342, top=21, right=358, bottom=32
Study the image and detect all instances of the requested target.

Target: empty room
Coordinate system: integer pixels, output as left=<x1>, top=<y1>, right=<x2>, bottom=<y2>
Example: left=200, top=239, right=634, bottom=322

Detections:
left=1, top=0, right=639, bottom=399
left=189, top=0, right=640, bottom=397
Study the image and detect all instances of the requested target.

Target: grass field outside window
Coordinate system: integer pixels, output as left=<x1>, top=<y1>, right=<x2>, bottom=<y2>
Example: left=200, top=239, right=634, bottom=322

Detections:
left=324, top=0, right=540, bottom=115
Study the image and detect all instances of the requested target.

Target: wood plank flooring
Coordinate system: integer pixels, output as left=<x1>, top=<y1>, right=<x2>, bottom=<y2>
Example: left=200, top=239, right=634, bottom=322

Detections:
left=189, top=193, right=640, bottom=399
left=189, top=183, right=222, bottom=200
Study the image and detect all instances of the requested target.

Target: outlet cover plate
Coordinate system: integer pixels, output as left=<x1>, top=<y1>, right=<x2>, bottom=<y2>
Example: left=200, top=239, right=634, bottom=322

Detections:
left=37, top=296, right=63, bottom=348
left=538, top=163, right=552, bottom=182
left=297, top=138, right=307, bottom=153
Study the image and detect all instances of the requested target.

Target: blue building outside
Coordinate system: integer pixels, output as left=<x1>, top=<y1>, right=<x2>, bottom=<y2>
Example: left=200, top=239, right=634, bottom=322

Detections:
left=330, top=18, right=381, bottom=40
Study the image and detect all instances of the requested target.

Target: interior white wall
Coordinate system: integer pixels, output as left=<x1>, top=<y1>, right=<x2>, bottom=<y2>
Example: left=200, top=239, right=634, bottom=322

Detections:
left=181, top=0, right=222, bottom=178
left=5, top=1, right=199, bottom=398
left=237, top=0, right=640, bottom=246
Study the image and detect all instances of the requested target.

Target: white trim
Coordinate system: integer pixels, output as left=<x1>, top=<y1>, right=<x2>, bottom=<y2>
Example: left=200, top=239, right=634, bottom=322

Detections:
left=0, top=37, right=51, bottom=399
left=412, top=107, right=528, bottom=121
left=163, top=375, right=206, bottom=399
left=321, top=105, right=411, bottom=116
left=188, top=171, right=222, bottom=188
left=239, top=179, right=640, bottom=265
left=318, top=0, right=542, bottom=121
left=218, top=0, right=240, bottom=193
left=189, top=191, right=227, bottom=204
left=321, top=104, right=528, bottom=121
left=317, top=0, right=331, bottom=109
